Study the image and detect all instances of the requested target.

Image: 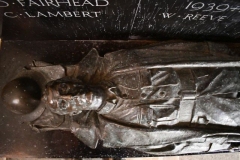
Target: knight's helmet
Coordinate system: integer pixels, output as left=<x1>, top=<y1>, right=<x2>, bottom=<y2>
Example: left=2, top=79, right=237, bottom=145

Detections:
left=1, top=77, right=42, bottom=115
left=1, top=61, right=66, bottom=122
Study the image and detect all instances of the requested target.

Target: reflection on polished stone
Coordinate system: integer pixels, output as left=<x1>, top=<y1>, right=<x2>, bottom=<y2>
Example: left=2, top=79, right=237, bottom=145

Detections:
left=1, top=77, right=41, bottom=114
left=2, top=41, right=240, bottom=155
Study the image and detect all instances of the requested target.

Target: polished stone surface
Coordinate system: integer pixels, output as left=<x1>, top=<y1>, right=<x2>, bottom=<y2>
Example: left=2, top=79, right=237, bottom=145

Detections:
left=1, top=41, right=240, bottom=157
left=2, top=0, right=240, bottom=41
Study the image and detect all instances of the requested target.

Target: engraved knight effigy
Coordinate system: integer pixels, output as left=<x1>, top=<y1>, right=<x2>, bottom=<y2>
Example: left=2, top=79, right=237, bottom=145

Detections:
left=2, top=41, right=240, bottom=155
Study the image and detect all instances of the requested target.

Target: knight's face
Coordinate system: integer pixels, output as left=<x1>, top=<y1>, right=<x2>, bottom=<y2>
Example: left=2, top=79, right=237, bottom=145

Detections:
left=43, top=80, right=102, bottom=115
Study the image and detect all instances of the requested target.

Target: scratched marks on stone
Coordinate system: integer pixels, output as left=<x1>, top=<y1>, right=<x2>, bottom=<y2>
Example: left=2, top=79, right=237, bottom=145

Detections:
left=2, top=0, right=240, bottom=40
left=127, top=0, right=240, bottom=39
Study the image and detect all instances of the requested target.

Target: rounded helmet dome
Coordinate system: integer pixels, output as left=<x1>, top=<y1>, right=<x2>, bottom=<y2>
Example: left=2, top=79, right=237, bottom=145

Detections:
left=1, top=77, right=42, bottom=114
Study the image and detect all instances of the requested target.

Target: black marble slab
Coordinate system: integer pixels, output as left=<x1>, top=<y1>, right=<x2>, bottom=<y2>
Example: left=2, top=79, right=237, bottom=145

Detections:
left=0, top=40, right=157, bottom=158
left=1, top=0, right=240, bottom=41
left=1, top=40, right=240, bottom=158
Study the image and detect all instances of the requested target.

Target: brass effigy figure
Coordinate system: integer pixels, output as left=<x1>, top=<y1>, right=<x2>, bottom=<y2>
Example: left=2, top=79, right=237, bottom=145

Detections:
left=2, top=41, right=240, bottom=155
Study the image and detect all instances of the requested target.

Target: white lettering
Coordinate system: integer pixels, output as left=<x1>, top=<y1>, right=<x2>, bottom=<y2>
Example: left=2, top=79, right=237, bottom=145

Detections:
left=82, top=0, right=94, bottom=6
left=45, top=0, right=59, bottom=7
left=82, top=11, right=93, bottom=18
left=29, top=0, right=42, bottom=6
left=23, top=11, right=103, bottom=18
left=92, top=11, right=101, bottom=17
left=25, top=12, right=36, bottom=17
left=192, top=14, right=202, bottom=20
left=95, top=0, right=109, bottom=6
left=72, top=0, right=81, bottom=6
left=217, top=16, right=227, bottom=22
left=16, top=0, right=25, bottom=6
left=0, top=0, right=8, bottom=7
left=37, top=12, right=48, bottom=17
left=63, top=11, right=73, bottom=17
left=15, top=0, right=110, bottom=7
left=182, top=13, right=227, bottom=21
left=4, top=12, right=18, bottom=18
left=48, top=11, right=63, bottom=17
left=38, top=0, right=45, bottom=6
left=73, top=11, right=81, bottom=17
left=199, top=15, right=208, bottom=20
left=162, top=13, right=176, bottom=18
left=56, top=0, right=71, bottom=6
left=183, top=14, right=193, bottom=20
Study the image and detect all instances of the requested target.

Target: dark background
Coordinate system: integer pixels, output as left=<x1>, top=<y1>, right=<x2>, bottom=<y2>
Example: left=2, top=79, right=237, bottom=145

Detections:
left=0, top=0, right=240, bottom=158
left=0, top=40, right=158, bottom=158
left=1, top=0, right=240, bottom=41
